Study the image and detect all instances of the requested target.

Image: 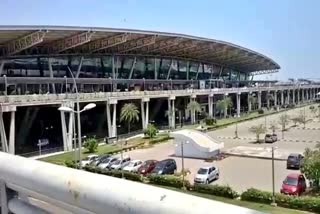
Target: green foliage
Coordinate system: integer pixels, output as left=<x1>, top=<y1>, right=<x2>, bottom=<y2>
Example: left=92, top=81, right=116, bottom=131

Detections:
left=193, top=184, right=239, bottom=199
left=148, top=174, right=191, bottom=189
left=297, top=111, right=307, bottom=128
left=204, top=116, right=217, bottom=126
left=187, top=100, right=201, bottom=113
left=257, top=109, right=264, bottom=114
left=241, top=188, right=320, bottom=213
left=64, top=160, right=76, bottom=168
left=249, top=124, right=266, bottom=143
left=278, top=114, right=290, bottom=131
left=287, top=103, right=296, bottom=108
left=83, top=138, right=98, bottom=153
left=301, top=148, right=320, bottom=189
left=120, top=103, right=140, bottom=132
left=144, top=124, right=158, bottom=139
left=310, top=106, right=315, bottom=110
left=269, top=121, right=278, bottom=134
left=216, top=96, right=233, bottom=117
left=149, top=134, right=172, bottom=145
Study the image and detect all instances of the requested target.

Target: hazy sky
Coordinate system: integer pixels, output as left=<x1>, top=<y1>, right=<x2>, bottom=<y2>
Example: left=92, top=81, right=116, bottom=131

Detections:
left=0, top=0, right=319, bottom=80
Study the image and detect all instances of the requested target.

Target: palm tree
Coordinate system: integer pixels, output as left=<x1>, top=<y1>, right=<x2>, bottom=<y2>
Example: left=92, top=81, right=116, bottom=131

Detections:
left=249, top=124, right=266, bottom=143
left=120, top=103, right=140, bottom=133
left=225, top=96, right=233, bottom=116
left=187, top=100, right=201, bottom=124
left=216, top=97, right=233, bottom=118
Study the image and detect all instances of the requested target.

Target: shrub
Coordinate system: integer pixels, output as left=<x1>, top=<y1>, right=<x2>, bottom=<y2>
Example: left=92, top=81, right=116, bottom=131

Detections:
left=204, top=116, right=217, bottom=126
left=287, top=103, right=296, bottom=108
left=144, top=124, right=158, bottom=139
left=64, top=160, right=76, bottom=168
left=149, top=135, right=172, bottom=145
left=193, top=184, right=239, bottom=199
left=148, top=174, right=191, bottom=189
left=310, top=106, right=315, bottom=110
left=83, top=138, right=98, bottom=153
left=241, top=188, right=320, bottom=213
left=258, top=109, right=264, bottom=114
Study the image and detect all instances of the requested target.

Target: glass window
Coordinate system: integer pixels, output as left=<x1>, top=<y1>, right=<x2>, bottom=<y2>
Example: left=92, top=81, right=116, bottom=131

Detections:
left=284, top=177, right=298, bottom=186
left=197, top=168, right=208, bottom=174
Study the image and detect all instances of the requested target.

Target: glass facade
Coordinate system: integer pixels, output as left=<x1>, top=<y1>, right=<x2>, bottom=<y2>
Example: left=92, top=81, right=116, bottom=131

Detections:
left=2, top=55, right=248, bottom=81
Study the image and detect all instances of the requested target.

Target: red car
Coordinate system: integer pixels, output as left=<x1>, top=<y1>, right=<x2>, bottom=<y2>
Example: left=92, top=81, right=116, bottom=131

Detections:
left=280, top=173, right=307, bottom=195
left=137, top=160, right=157, bottom=176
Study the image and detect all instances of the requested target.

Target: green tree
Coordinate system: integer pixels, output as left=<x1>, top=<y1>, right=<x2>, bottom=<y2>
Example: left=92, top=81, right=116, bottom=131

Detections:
left=144, top=124, right=157, bottom=139
left=301, top=148, right=320, bottom=189
left=291, top=117, right=300, bottom=127
left=225, top=96, right=233, bottom=116
left=249, top=124, right=266, bottom=143
left=216, top=96, right=233, bottom=118
left=83, top=138, right=98, bottom=153
left=120, top=103, right=140, bottom=133
left=269, top=121, right=278, bottom=135
left=297, top=111, right=307, bottom=129
left=278, top=114, right=290, bottom=139
left=187, top=100, right=201, bottom=124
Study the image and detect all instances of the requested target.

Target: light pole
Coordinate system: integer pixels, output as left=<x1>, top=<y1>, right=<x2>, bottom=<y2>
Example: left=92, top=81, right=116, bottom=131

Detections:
left=271, top=146, right=278, bottom=206
left=116, top=124, right=125, bottom=178
left=4, top=75, right=7, bottom=97
left=234, top=115, right=238, bottom=139
left=175, top=141, right=189, bottom=189
left=58, top=103, right=96, bottom=169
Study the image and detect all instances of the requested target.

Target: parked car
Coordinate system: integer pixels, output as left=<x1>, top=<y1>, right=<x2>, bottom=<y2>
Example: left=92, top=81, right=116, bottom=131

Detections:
left=265, top=134, right=277, bottom=143
left=138, top=160, right=158, bottom=176
left=123, top=160, right=143, bottom=172
left=194, top=166, right=219, bottom=184
left=110, top=156, right=131, bottom=170
left=287, top=153, right=304, bottom=169
left=280, top=173, right=307, bottom=195
left=152, top=159, right=177, bottom=175
left=97, top=157, right=118, bottom=169
left=81, top=155, right=99, bottom=167
left=91, top=154, right=110, bottom=166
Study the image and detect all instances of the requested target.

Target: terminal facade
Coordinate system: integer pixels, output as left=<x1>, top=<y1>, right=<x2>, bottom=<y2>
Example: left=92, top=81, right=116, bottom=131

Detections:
left=0, top=26, right=318, bottom=155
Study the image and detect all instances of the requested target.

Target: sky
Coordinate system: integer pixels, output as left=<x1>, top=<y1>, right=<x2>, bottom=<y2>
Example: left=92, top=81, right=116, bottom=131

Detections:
left=0, top=0, right=319, bottom=80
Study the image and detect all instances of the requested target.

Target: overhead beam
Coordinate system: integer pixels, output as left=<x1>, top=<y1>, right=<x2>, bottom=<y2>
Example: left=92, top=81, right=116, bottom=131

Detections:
left=162, top=41, right=199, bottom=55
left=52, top=31, right=95, bottom=53
left=211, top=49, right=243, bottom=63
left=88, top=34, right=129, bottom=53
left=144, top=38, right=183, bottom=53
left=195, top=45, right=227, bottom=58
left=5, top=31, right=47, bottom=55
left=219, top=52, right=252, bottom=64
left=179, top=43, right=219, bottom=57
left=231, top=57, right=264, bottom=66
left=116, top=35, right=157, bottom=54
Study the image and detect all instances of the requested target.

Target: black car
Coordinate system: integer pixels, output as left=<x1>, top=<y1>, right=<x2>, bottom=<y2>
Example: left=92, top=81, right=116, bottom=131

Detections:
left=152, top=159, right=177, bottom=175
left=287, top=153, right=304, bottom=169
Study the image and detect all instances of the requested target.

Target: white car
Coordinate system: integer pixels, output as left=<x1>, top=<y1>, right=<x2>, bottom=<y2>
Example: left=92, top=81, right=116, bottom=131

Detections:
left=110, top=157, right=131, bottom=170
left=194, top=166, right=219, bottom=184
left=81, top=155, right=99, bottom=167
left=123, top=160, right=143, bottom=172
left=98, top=157, right=118, bottom=169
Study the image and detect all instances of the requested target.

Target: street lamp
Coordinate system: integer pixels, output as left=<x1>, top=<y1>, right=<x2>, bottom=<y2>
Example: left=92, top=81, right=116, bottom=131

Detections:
left=268, top=146, right=278, bottom=206
left=175, top=140, right=189, bottom=189
left=58, top=103, right=96, bottom=169
left=234, top=115, right=238, bottom=139
left=115, top=124, right=126, bottom=179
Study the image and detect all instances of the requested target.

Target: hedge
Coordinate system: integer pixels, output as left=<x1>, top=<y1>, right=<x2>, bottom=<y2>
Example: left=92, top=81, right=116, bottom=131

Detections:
left=193, top=184, right=239, bottom=199
left=149, top=135, right=173, bottom=145
left=148, top=174, right=191, bottom=189
left=241, top=188, right=320, bottom=213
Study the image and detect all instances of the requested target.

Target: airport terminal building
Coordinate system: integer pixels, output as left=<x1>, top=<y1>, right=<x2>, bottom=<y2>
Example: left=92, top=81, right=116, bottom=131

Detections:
left=0, top=26, right=318, bottom=155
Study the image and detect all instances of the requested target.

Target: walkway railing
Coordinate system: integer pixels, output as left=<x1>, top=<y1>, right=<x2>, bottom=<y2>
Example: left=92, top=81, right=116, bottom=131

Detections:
left=0, top=152, right=260, bottom=214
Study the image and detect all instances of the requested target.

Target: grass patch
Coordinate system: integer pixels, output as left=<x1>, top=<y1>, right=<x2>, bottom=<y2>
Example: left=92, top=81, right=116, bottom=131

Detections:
left=158, top=186, right=308, bottom=214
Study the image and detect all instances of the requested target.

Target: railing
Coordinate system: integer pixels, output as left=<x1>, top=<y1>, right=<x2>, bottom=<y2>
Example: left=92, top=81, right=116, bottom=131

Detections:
left=0, top=152, right=260, bottom=214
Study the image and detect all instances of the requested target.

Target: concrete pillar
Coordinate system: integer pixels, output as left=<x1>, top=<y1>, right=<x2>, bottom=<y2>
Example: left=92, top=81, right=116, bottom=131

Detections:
left=171, top=99, right=175, bottom=128
left=306, top=89, right=309, bottom=101
left=168, top=96, right=176, bottom=128
left=266, top=91, right=270, bottom=109
left=287, top=90, right=290, bottom=104
left=280, top=90, right=284, bottom=106
left=141, top=98, right=150, bottom=130
left=60, top=111, right=68, bottom=151
left=297, top=89, right=300, bottom=104
left=258, top=91, right=262, bottom=109
left=208, top=94, right=213, bottom=117
left=236, top=93, right=241, bottom=117
left=190, top=96, right=196, bottom=123
left=292, top=90, right=295, bottom=104
left=106, top=99, right=118, bottom=138
left=9, top=111, right=15, bottom=154
left=247, top=93, right=252, bottom=112
left=274, top=91, right=278, bottom=106
left=67, top=112, right=74, bottom=151
left=141, top=101, right=145, bottom=130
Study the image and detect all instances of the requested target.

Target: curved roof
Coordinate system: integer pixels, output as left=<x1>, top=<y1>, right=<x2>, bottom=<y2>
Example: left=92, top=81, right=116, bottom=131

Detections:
left=0, top=25, right=280, bottom=74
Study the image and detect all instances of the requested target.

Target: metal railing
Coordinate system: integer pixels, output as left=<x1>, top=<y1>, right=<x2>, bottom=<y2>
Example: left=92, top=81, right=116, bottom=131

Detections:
left=0, top=152, right=260, bottom=214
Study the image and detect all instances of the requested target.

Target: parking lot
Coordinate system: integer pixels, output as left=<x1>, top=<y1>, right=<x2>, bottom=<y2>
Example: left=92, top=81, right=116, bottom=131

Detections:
left=122, top=104, right=320, bottom=193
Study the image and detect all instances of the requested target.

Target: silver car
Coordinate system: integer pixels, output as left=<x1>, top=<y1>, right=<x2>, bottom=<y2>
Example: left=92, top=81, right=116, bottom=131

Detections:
left=194, top=166, right=219, bottom=184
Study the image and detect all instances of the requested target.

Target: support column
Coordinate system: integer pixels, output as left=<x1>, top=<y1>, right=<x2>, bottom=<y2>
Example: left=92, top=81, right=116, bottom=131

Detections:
left=248, top=93, right=252, bottom=112
left=297, top=89, right=300, bottom=104
left=190, top=95, right=196, bottom=123
left=274, top=91, right=278, bottom=106
left=171, top=99, right=175, bottom=128
left=208, top=94, right=214, bottom=117
left=48, top=58, right=56, bottom=93
left=292, top=89, right=295, bottom=104
left=258, top=91, right=262, bottom=109
left=106, top=99, right=118, bottom=138
left=141, top=98, right=150, bottom=130
left=60, top=111, right=68, bottom=151
left=287, top=90, right=290, bottom=104
left=280, top=90, right=284, bottom=106
left=266, top=91, right=270, bottom=109
left=302, top=89, right=305, bottom=103
left=236, top=92, right=241, bottom=117
left=67, top=111, right=74, bottom=151
left=9, top=111, right=15, bottom=154
left=224, top=93, right=228, bottom=118
left=0, top=60, right=5, bottom=76
left=168, top=96, right=176, bottom=128
left=306, top=89, right=309, bottom=101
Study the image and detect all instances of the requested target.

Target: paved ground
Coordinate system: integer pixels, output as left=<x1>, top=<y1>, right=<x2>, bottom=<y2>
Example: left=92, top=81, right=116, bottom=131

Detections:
left=122, top=104, right=320, bottom=193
